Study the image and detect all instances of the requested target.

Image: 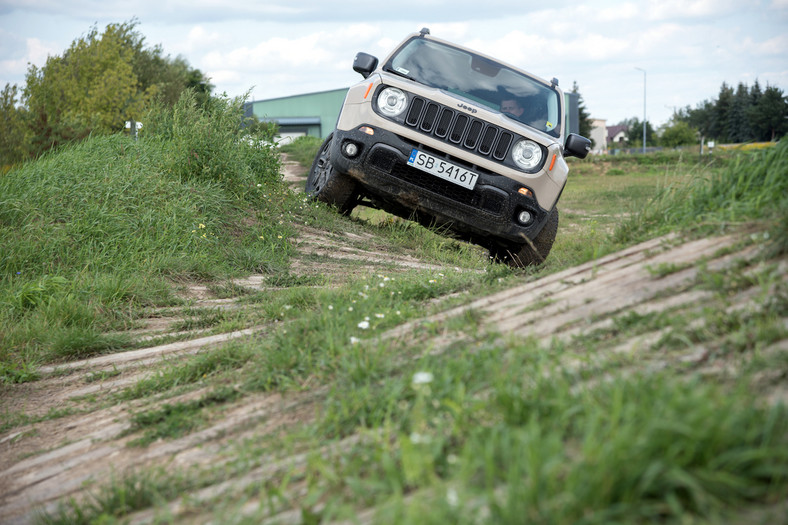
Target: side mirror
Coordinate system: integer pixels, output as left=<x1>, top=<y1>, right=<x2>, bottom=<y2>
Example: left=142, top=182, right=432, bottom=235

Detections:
left=353, top=52, right=378, bottom=79
left=564, top=133, right=591, bottom=159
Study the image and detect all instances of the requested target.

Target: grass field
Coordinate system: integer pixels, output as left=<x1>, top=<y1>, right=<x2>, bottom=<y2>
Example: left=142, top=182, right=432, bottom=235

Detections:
left=1, top=96, right=786, bottom=524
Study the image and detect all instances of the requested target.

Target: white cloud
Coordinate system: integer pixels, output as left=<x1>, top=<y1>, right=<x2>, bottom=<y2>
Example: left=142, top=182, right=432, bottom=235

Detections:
left=751, top=33, right=788, bottom=55
left=0, top=0, right=786, bottom=127
left=203, top=33, right=334, bottom=71
left=598, top=2, right=639, bottom=21
left=26, top=37, right=54, bottom=64
left=424, top=23, right=470, bottom=42
left=181, top=26, right=221, bottom=53
left=630, top=23, right=684, bottom=56
left=645, top=0, right=741, bottom=21
left=0, top=37, right=57, bottom=78
left=467, top=29, right=629, bottom=68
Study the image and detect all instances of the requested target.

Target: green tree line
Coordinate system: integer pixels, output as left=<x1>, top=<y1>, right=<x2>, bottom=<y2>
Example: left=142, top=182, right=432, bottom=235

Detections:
left=0, top=20, right=213, bottom=167
left=587, top=81, right=786, bottom=150
left=679, top=81, right=788, bottom=143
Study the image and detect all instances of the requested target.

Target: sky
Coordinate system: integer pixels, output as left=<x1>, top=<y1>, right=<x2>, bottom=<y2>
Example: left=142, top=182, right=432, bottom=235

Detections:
left=1, top=0, right=787, bottom=128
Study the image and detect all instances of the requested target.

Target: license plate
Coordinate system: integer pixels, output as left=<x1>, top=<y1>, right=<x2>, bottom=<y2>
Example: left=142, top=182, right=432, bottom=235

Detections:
left=407, top=149, right=478, bottom=190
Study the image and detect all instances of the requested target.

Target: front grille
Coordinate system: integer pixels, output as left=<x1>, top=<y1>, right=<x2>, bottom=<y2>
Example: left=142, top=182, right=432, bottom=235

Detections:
left=404, top=96, right=513, bottom=162
left=367, top=147, right=505, bottom=216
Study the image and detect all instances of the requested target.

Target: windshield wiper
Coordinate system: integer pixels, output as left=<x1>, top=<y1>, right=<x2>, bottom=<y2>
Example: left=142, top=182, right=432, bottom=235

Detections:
left=383, top=66, right=418, bottom=83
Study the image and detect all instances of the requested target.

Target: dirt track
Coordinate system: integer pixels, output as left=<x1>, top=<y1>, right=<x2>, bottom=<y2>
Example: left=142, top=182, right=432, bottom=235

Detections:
left=1, top=160, right=786, bottom=523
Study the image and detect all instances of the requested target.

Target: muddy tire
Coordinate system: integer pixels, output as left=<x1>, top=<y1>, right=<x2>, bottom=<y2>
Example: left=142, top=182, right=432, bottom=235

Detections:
left=492, top=207, right=559, bottom=267
left=305, top=132, right=357, bottom=215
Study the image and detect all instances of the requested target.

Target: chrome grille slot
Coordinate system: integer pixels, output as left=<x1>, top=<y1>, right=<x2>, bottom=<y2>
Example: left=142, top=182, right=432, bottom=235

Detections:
left=464, top=120, right=483, bottom=149
left=406, top=98, right=425, bottom=127
left=493, top=132, right=513, bottom=161
left=478, top=126, right=497, bottom=155
left=450, top=114, right=468, bottom=144
left=420, top=102, right=439, bottom=133
left=435, top=108, right=453, bottom=138
left=401, top=95, right=514, bottom=163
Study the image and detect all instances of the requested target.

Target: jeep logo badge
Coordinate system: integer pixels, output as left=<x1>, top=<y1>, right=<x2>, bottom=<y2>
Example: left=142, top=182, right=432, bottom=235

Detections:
left=457, top=103, right=478, bottom=114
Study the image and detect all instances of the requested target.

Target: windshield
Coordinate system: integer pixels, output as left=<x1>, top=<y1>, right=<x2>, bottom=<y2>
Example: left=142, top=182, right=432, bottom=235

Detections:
left=386, top=37, right=561, bottom=137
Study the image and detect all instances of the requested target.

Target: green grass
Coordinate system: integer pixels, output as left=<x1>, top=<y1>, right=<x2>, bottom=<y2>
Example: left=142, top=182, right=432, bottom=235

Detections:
left=123, top=385, right=240, bottom=447
left=279, top=135, right=323, bottom=166
left=4, top=110, right=785, bottom=524
left=36, top=468, right=195, bottom=525
left=612, top=140, right=788, bottom=247
left=0, top=91, right=291, bottom=379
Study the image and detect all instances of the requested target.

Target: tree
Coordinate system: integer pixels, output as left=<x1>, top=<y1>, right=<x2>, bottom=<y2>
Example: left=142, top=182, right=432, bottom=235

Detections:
left=727, top=82, right=752, bottom=143
left=675, top=80, right=786, bottom=144
left=749, top=84, right=788, bottom=141
left=129, top=37, right=213, bottom=108
left=0, top=84, right=31, bottom=166
left=23, top=22, right=157, bottom=154
left=20, top=20, right=212, bottom=157
left=683, top=99, right=714, bottom=140
left=623, top=117, right=657, bottom=147
left=749, top=80, right=762, bottom=111
left=660, top=120, right=698, bottom=147
left=571, top=81, right=594, bottom=145
left=709, top=82, right=734, bottom=142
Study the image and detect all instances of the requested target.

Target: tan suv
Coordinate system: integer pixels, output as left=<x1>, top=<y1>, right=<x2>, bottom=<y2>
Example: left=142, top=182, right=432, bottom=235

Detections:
left=306, top=28, right=590, bottom=266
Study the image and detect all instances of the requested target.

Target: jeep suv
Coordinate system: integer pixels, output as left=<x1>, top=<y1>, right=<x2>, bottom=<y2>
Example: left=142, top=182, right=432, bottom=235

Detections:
left=306, top=28, right=590, bottom=266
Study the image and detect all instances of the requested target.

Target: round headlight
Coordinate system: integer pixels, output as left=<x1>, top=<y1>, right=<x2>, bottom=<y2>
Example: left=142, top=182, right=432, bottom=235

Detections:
left=377, top=87, right=408, bottom=117
left=511, top=139, right=543, bottom=171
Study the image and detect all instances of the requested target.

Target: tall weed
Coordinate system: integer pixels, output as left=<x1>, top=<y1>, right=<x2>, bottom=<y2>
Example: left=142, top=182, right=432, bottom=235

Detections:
left=614, top=139, right=788, bottom=243
left=144, top=90, right=281, bottom=197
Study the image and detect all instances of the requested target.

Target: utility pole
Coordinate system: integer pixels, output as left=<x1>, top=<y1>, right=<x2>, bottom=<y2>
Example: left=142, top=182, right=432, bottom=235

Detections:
left=635, top=67, right=646, bottom=154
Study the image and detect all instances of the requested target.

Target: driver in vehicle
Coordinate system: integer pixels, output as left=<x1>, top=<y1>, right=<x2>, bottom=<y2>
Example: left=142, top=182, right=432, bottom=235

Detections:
left=500, top=96, right=549, bottom=131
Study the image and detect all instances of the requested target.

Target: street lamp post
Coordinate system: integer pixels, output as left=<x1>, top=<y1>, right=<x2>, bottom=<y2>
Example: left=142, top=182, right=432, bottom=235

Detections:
left=635, top=67, right=646, bottom=154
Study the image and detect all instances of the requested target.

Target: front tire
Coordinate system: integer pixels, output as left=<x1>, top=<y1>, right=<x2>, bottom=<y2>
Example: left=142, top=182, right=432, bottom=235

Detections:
left=305, top=132, right=357, bottom=215
left=492, top=207, right=559, bottom=267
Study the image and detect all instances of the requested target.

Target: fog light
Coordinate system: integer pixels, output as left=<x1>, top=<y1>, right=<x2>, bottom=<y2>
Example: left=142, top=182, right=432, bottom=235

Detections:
left=517, top=210, right=533, bottom=225
left=343, top=142, right=359, bottom=157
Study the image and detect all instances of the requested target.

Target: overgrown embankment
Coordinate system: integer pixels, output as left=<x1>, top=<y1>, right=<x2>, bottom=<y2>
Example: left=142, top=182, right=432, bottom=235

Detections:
left=0, top=92, right=288, bottom=377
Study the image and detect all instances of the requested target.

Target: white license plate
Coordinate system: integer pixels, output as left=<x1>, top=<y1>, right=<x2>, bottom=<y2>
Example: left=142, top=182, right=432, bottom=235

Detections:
left=407, top=149, right=478, bottom=190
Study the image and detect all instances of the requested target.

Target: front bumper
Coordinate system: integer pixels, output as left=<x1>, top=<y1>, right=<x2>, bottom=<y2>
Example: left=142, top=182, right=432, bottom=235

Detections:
left=330, top=126, right=554, bottom=246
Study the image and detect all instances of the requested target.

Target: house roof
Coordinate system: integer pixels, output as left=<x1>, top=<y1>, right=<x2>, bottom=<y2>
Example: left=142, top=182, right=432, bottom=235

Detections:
left=607, top=125, right=628, bottom=141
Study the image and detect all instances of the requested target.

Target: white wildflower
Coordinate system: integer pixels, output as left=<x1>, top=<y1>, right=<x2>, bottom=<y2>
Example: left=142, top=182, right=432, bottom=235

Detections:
left=409, top=432, right=430, bottom=444
left=412, top=371, right=434, bottom=385
left=446, top=487, right=459, bottom=507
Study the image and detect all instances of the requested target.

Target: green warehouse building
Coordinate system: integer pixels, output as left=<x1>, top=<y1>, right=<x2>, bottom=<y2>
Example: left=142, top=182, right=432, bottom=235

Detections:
left=244, top=88, right=348, bottom=142
left=244, top=88, right=580, bottom=142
